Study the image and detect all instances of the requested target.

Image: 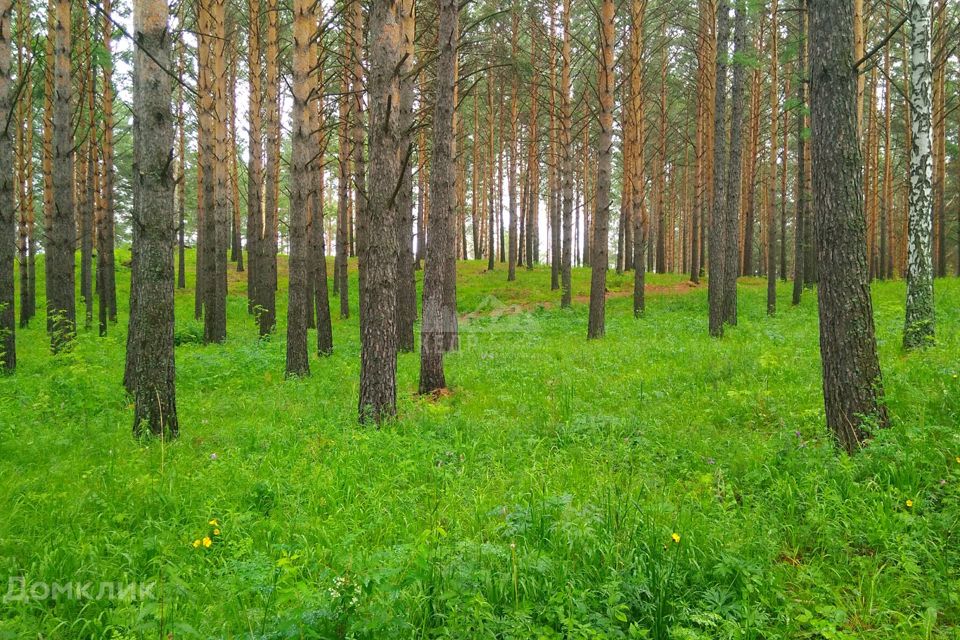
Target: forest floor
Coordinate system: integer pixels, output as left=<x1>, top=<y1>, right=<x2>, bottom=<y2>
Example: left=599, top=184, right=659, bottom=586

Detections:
left=2, top=252, right=959, bottom=639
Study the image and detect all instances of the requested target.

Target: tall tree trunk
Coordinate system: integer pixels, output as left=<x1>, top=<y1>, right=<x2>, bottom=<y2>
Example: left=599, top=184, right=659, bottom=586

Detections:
left=487, top=71, right=496, bottom=272
left=258, top=0, right=279, bottom=335
left=708, top=0, right=730, bottom=337
left=246, top=0, right=263, bottom=313
left=175, top=20, right=187, bottom=292
left=525, top=17, right=539, bottom=271
left=99, top=0, right=117, bottom=330
left=692, top=0, right=715, bottom=285
left=285, top=0, right=314, bottom=377
left=417, top=126, right=427, bottom=269
left=560, top=0, right=573, bottom=308
left=809, top=0, right=888, bottom=452
left=79, top=5, right=94, bottom=330
left=587, top=0, right=614, bottom=339
left=358, top=0, right=401, bottom=424
left=420, top=0, right=458, bottom=393
left=723, top=0, right=746, bottom=326
left=507, top=12, right=519, bottom=281
left=903, top=0, right=935, bottom=349
left=14, top=0, right=33, bottom=329
left=880, top=4, right=892, bottom=280
left=792, top=0, right=806, bottom=305
left=200, top=0, right=228, bottom=343
left=48, top=0, right=76, bottom=352
left=130, top=0, right=178, bottom=438
left=549, top=4, right=560, bottom=289
left=629, top=0, right=648, bottom=315
left=766, top=0, right=779, bottom=315
left=228, top=37, right=243, bottom=273
left=395, top=0, right=417, bottom=353
left=0, top=0, right=14, bottom=370
left=335, top=12, right=351, bottom=318
left=310, top=40, right=333, bottom=357
left=779, top=69, right=790, bottom=281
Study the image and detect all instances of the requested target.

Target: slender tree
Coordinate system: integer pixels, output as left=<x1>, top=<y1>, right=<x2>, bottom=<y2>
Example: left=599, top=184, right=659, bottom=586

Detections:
left=47, top=0, right=76, bottom=351
left=0, top=0, right=13, bottom=370
left=766, top=0, right=779, bottom=315
left=396, top=0, right=417, bottom=353
left=507, top=11, right=519, bottom=281
left=587, top=0, right=615, bottom=339
left=809, top=0, right=888, bottom=452
left=560, top=0, right=573, bottom=308
left=358, top=0, right=402, bottom=424
left=285, top=0, right=314, bottom=377
left=130, top=0, right=178, bottom=437
left=903, top=0, right=935, bottom=349
left=487, top=71, right=496, bottom=272
left=258, top=0, right=279, bottom=335
left=791, top=0, right=806, bottom=305
left=335, top=6, right=351, bottom=318
left=310, top=35, right=333, bottom=357
left=722, top=0, right=746, bottom=326
left=14, top=0, right=34, bottom=329
left=629, top=0, right=648, bottom=316
left=246, top=0, right=263, bottom=313
left=708, top=0, right=730, bottom=337
left=420, top=0, right=458, bottom=393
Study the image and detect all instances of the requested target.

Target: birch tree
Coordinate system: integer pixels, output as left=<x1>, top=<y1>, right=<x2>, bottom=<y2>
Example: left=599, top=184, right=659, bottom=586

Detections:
left=903, top=0, right=935, bottom=349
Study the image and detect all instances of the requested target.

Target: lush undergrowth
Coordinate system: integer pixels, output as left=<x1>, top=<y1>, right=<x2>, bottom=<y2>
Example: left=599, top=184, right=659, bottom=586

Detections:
left=1, top=252, right=959, bottom=639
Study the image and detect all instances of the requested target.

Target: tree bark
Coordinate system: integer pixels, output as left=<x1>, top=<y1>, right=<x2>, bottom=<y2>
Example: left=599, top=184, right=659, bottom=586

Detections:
left=285, top=0, right=314, bottom=377
left=420, top=0, right=458, bottom=393
left=809, top=0, right=888, bottom=452
left=0, top=0, right=14, bottom=370
left=335, top=14, right=351, bottom=318
left=47, top=0, right=76, bottom=352
left=560, top=0, right=573, bottom=308
left=792, top=0, right=806, bottom=305
left=507, top=12, right=519, bottom=281
left=358, top=0, right=401, bottom=424
left=587, top=0, right=615, bottom=339
left=629, top=0, right=648, bottom=316
left=258, top=0, right=279, bottom=336
left=708, top=0, right=730, bottom=337
left=723, top=0, right=746, bottom=326
left=395, top=0, right=417, bottom=353
left=130, top=0, right=178, bottom=437
left=246, top=0, right=262, bottom=314
left=903, top=0, right=935, bottom=349
left=766, top=0, right=779, bottom=315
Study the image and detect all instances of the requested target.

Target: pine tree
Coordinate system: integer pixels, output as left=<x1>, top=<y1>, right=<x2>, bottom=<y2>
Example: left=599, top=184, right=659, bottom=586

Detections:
left=0, top=0, right=14, bottom=370
left=130, top=0, right=178, bottom=437
left=587, top=0, right=615, bottom=339
left=358, top=0, right=402, bottom=424
left=420, top=0, right=459, bottom=394
left=47, top=0, right=76, bottom=352
left=809, top=0, right=888, bottom=451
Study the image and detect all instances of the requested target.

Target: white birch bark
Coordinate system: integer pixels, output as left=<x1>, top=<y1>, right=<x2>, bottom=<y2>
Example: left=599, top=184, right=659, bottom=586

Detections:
left=904, top=0, right=935, bottom=349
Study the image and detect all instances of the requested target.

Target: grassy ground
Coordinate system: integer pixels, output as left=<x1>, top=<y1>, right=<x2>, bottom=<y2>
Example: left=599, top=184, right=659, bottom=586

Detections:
left=1, top=251, right=959, bottom=639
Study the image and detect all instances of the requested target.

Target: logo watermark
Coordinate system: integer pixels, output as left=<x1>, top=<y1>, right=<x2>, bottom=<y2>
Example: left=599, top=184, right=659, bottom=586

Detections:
left=4, top=576, right=156, bottom=603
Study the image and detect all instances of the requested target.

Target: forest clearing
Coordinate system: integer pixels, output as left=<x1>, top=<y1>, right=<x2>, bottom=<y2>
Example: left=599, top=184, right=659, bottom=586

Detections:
left=1, top=254, right=959, bottom=637
left=1, top=0, right=959, bottom=636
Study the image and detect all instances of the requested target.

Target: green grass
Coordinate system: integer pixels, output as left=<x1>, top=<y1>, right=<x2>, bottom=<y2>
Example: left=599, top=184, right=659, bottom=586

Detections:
left=1, top=251, right=959, bottom=639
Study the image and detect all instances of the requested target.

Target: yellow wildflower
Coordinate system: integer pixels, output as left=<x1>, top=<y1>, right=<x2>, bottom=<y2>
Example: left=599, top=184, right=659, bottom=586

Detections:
left=203, top=536, right=212, bottom=548
left=209, top=519, right=219, bottom=526
left=213, top=529, right=221, bottom=536
left=192, top=539, right=202, bottom=549
left=905, top=500, right=914, bottom=508
left=671, top=533, right=681, bottom=544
